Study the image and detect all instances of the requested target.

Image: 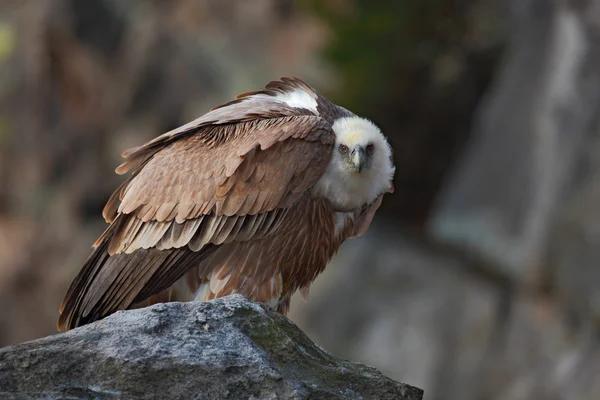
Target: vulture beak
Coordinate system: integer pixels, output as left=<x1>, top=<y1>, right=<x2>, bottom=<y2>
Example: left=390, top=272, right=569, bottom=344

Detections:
left=352, top=146, right=366, bottom=173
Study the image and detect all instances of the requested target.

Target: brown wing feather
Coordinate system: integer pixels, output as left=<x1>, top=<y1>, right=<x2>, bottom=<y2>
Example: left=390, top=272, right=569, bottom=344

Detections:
left=110, top=115, right=332, bottom=224
left=58, top=110, right=334, bottom=331
left=142, top=195, right=354, bottom=316
left=103, top=117, right=332, bottom=257
left=57, top=231, right=216, bottom=330
left=112, top=78, right=321, bottom=181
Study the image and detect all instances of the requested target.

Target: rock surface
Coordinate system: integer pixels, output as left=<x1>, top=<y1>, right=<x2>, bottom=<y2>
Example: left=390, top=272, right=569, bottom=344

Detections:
left=0, top=295, right=422, bottom=400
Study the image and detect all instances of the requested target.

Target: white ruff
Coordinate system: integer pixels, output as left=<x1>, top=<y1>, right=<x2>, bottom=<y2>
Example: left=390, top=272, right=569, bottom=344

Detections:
left=254, top=89, right=318, bottom=113
left=313, top=116, right=395, bottom=211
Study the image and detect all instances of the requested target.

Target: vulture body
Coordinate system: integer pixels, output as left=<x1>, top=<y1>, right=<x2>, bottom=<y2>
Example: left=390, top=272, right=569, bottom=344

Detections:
left=58, top=77, right=395, bottom=331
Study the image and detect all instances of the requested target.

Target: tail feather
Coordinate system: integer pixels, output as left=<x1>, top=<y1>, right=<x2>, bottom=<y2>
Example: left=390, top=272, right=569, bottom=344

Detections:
left=58, top=239, right=111, bottom=330
left=57, top=228, right=216, bottom=331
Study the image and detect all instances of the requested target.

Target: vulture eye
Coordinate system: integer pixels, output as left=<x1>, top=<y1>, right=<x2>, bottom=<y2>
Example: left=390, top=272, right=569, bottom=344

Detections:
left=366, top=144, right=374, bottom=155
left=339, top=144, right=349, bottom=154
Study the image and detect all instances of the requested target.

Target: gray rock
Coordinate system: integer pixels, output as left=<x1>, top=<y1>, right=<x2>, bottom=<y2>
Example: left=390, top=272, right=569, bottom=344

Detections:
left=0, top=294, right=422, bottom=400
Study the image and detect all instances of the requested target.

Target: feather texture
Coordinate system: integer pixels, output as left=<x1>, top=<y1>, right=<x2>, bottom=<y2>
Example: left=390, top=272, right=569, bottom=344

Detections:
left=57, top=77, right=390, bottom=332
left=142, top=196, right=358, bottom=314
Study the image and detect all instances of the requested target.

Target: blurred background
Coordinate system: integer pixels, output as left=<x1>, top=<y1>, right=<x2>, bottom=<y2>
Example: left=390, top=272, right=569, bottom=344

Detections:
left=1, top=0, right=600, bottom=398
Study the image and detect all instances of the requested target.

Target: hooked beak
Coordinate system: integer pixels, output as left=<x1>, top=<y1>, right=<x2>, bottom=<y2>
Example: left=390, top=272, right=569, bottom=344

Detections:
left=352, top=146, right=366, bottom=173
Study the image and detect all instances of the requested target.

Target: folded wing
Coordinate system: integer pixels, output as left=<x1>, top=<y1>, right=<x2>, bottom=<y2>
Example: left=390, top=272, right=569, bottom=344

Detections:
left=58, top=97, right=335, bottom=330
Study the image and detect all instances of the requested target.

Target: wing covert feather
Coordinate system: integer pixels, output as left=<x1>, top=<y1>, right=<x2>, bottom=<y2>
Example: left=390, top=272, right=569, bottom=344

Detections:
left=102, top=114, right=334, bottom=257
left=112, top=115, right=333, bottom=221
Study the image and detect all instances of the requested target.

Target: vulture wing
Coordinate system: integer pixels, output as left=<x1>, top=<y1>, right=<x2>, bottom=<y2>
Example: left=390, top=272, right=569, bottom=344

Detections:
left=58, top=79, right=336, bottom=331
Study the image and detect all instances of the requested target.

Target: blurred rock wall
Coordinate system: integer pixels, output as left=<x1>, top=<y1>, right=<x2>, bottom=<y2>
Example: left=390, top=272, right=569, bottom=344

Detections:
left=291, top=1, right=600, bottom=399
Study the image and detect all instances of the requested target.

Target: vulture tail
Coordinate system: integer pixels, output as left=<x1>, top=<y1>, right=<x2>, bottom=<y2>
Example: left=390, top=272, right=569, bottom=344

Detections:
left=57, top=222, right=215, bottom=331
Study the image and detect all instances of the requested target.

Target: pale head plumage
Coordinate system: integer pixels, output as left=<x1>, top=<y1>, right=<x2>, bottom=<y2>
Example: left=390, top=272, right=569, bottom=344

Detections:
left=314, top=116, right=395, bottom=211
